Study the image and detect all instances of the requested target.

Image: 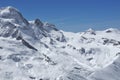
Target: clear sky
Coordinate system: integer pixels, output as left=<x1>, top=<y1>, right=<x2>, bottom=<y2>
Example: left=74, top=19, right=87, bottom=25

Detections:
left=0, top=0, right=120, bottom=32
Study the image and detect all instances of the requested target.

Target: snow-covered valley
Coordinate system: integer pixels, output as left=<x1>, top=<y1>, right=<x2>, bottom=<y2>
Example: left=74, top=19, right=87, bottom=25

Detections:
left=0, top=6, right=120, bottom=80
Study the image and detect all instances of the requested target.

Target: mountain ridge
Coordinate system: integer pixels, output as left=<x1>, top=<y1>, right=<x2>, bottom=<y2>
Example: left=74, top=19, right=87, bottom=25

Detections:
left=0, top=6, right=120, bottom=80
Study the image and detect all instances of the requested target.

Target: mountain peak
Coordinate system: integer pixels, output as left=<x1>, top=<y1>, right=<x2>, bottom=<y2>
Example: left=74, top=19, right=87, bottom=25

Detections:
left=0, top=6, right=21, bottom=19
left=0, top=6, right=29, bottom=26
left=0, top=6, right=19, bottom=15
left=87, top=28, right=94, bottom=32
left=85, top=28, right=96, bottom=35
left=0, top=6, right=120, bottom=80
left=34, top=18, right=43, bottom=26
left=105, top=28, right=119, bottom=33
left=4, top=6, right=18, bottom=11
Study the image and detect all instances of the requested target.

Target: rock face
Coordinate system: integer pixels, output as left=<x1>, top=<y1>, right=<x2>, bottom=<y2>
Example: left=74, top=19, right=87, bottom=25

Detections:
left=34, top=18, right=43, bottom=27
left=0, top=6, right=28, bottom=25
left=0, top=6, right=29, bottom=38
left=0, top=6, right=66, bottom=42
left=0, top=6, right=120, bottom=80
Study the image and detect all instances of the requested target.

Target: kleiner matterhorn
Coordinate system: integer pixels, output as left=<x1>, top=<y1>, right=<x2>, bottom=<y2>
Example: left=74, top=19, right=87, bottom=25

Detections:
left=0, top=6, right=120, bottom=80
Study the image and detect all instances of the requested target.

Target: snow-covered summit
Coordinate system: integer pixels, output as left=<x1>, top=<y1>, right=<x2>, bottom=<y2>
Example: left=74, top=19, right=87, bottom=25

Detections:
left=84, top=28, right=96, bottom=35
left=0, top=6, right=66, bottom=42
left=105, top=28, right=120, bottom=33
left=0, top=6, right=120, bottom=80
left=0, top=6, right=28, bottom=25
left=0, top=6, right=18, bottom=15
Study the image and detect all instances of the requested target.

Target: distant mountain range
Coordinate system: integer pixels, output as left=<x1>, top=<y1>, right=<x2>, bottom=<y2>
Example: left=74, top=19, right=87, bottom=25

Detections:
left=0, top=6, right=120, bottom=80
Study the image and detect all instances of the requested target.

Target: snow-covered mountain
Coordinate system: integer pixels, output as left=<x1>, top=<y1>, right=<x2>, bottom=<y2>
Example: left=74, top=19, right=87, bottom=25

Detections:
left=0, top=6, right=120, bottom=80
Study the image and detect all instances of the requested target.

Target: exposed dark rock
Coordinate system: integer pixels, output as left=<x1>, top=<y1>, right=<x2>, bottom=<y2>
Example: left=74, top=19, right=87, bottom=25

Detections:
left=116, top=52, right=120, bottom=56
left=12, top=30, right=18, bottom=38
left=113, top=41, right=120, bottom=46
left=56, top=34, right=66, bottom=42
left=40, top=42, right=49, bottom=48
left=87, top=31, right=96, bottom=35
left=29, top=76, right=36, bottom=79
left=81, top=36, right=88, bottom=40
left=43, top=54, right=57, bottom=65
left=52, top=27, right=59, bottom=31
left=102, top=38, right=120, bottom=46
left=41, top=33, right=47, bottom=37
left=87, top=48, right=96, bottom=54
left=0, top=56, right=1, bottom=60
left=44, top=44, right=49, bottom=48
left=87, top=58, right=93, bottom=61
left=0, top=22, right=16, bottom=37
left=16, top=36, right=22, bottom=40
left=50, top=39, right=55, bottom=45
left=35, top=19, right=43, bottom=27
left=0, top=47, right=3, bottom=49
left=86, top=28, right=96, bottom=35
left=74, top=67, right=81, bottom=70
left=22, top=39, right=38, bottom=51
left=73, top=47, right=76, bottom=50
left=106, top=30, right=112, bottom=33
left=79, top=48, right=85, bottom=54
left=12, top=57, right=21, bottom=62
left=45, top=23, right=58, bottom=31
left=7, top=54, right=21, bottom=62
left=102, top=38, right=110, bottom=45
left=61, top=46, right=66, bottom=48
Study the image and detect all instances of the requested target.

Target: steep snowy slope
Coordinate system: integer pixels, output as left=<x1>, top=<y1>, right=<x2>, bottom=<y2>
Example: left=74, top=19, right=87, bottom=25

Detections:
left=0, top=6, right=120, bottom=80
left=88, top=56, right=120, bottom=80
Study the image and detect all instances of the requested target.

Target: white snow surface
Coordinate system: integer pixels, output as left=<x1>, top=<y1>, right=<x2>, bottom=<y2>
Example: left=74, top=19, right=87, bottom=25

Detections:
left=0, top=6, right=120, bottom=80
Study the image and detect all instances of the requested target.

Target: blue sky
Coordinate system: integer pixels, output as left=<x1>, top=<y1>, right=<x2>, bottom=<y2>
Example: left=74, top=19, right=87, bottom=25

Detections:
left=0, top=0, right=120, bottom=32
